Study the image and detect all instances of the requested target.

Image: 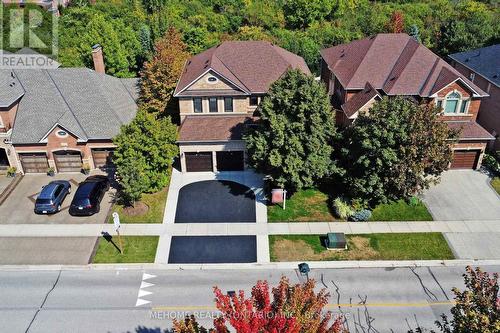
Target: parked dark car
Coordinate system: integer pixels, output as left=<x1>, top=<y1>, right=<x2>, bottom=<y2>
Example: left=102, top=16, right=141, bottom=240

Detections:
left=34, top=180, right=71, bottom=214
left=69, top=175, right=110, bottom=216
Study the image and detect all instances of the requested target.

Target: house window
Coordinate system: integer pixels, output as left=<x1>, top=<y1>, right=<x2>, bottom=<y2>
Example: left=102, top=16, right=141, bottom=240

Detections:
left=249, top=96, right=258, bottom=106
left=56, top=130, right=68, bottom=138
left=444, top=92, right=461, bottom=114
left=460, top=99, right=469, bottom=114
left=209, top=97, right=218, bottom=113
left=193, top=98, right=203, bottom=113
left=224, top=97, right=233, bottom=112
left=441, top=91, right=469, bottom=115
left=207, top=76, right=218, bottom=84
left=436, top=100, right=443, bottom=110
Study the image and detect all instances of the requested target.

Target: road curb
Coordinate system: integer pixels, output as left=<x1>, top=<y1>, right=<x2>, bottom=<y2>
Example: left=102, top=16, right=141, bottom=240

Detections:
left=1, top=259, right=499, bottom=271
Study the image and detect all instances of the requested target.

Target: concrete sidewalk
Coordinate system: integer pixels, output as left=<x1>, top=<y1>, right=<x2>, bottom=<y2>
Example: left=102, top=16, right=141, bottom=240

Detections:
left=0, top=220, right=499, bottom=237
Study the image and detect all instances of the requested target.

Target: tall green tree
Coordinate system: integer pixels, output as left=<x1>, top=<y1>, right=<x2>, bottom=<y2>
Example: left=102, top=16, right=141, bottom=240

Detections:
left=139, top=27, right=190, bottom=115
left=244, top=70, right=338, bottom=191
left=283, top=0, right=333, bottom=29
left=113, top=108, right=178, bottom=205
left=342, top=97, right=458, bottom=205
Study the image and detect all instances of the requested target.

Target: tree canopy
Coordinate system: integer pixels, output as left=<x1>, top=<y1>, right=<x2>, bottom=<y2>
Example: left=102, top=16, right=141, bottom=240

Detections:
left=112, top=109, right=178, bottom=205
left=173, top=276, right=347, bottom=333
left=49, top=0, right=499, bottom=77
left=244, top=69, right=338, bottom=191
left=341, top=97, right=458, bottom=205
left=139, top=27, right=190, bottom=116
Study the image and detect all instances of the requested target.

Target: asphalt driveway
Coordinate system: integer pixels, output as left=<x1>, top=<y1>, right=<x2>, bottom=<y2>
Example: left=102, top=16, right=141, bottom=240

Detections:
left=168, top=236, right=257, bottom=264
left=422, top=170, right=500, bottom=221
left=174, top=180, right=256, bottom=223
left=0, top=173, right=114, bottom=224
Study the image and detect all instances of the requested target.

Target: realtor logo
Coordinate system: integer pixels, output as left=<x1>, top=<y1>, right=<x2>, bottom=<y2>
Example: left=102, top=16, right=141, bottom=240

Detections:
left=0, top=4, right=59, bottom=69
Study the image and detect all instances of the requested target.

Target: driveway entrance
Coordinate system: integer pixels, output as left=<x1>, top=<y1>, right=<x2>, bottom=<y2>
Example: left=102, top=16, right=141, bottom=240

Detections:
left=422, top=170, right=500, bottom=220
left=174, top=180, right=256, bottom=223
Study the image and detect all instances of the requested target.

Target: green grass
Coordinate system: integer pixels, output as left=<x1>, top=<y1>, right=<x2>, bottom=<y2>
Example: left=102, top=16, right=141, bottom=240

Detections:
left=267, top=189, right=337, bottom=222
left=369, top=199, right=433, bottom=221
left=491, top=177, right=500, bottom=195
left=267, top=189, right=432, bottom=222
left=109, top=187, right=168, bottom=224
left=92, top=236, right=158, bottom=263
left=269, top=233, right=453, bottom=261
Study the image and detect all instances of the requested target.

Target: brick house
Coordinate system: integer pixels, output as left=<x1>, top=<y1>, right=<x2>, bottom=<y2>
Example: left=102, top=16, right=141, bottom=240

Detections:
left=449, top=44, right=500, bottom=151
left=320, top=33, right=494, bottom=169
left=0, top=46, right=138, bottom=174
left=174, top=41, right=310, bottom=172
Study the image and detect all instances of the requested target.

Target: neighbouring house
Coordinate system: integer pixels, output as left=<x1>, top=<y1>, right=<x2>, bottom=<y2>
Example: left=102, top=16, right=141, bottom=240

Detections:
left=449, top=44, right=500, bottom=151
left=174, top=41, right=311, bottom=172
left=0, top=45, right=138, bottom=174
left=2, top=0, right=70, bottom=12
left=320, top=33, right=494, bottom=170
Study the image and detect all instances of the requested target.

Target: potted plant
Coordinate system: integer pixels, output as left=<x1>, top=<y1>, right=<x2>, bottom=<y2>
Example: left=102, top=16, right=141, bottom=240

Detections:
left=82, top=163, right=90, bottom=175
left=6, top=167, right=16, bottom=178
left=47, top=167, right=55, bottom=176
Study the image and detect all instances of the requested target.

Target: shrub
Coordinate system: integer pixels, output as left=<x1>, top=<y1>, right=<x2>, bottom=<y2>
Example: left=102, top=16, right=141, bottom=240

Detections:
left=6, top=167, right=16, bottom=177
left=483, top=153, right=500, bottom=175
left=333, top=197, right=354, bottom=219
left=351, top=209, right=372, bottom=222
left=408, top=196, right=420, bottom=207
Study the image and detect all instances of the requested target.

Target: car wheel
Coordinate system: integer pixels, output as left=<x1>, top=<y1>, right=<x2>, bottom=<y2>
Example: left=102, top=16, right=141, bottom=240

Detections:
left=57, top=205, right=61, bottom=212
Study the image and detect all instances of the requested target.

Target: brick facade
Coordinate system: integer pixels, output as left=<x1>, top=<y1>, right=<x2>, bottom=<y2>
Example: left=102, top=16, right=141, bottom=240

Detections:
left=452, top=62, right=500, bottom=151
left=13, top=125, right=115, bottom=173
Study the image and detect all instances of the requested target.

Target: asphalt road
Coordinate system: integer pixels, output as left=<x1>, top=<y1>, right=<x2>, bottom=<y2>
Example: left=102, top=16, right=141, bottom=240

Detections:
left=1, top=265, right=498, bottom=333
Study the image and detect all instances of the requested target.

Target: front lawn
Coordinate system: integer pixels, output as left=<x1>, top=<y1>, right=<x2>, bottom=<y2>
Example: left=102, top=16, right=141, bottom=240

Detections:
left=267, top=189, right=337, bottom=222
left=491, top=177, right=500, bottom=195
left=92, top=236, right=158, bottom=263
left=369, top=199, right=433, bottom=221
left=269, top=233, right=453, bottom=261
left=267, top=189, right=432, bottom=222
left=108, top=187, right=168, bottom=224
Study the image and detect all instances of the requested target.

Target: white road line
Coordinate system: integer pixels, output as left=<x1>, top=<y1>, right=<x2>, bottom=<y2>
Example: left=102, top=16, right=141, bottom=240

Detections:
left=135, top=272, right=157, bottom=307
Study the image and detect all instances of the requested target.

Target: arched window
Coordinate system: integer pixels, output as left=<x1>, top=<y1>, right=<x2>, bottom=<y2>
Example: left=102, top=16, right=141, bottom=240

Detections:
left=444, top=91, right=461, bottom=114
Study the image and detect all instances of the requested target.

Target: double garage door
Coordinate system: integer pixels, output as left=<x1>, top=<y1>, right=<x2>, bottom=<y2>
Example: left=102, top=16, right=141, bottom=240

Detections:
left=450, top=150, right=480, bottom=169
left=185, top=151, right=244, bottom=172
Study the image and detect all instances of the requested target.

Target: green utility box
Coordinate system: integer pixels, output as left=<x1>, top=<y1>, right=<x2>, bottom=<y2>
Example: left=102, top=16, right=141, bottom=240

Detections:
left=326, top=233, right=347, bottom=250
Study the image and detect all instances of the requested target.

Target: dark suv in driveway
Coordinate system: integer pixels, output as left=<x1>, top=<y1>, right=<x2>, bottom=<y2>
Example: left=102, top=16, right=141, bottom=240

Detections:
left=69, top=175, right=110, bottom=216
left=34, top=180, right=72, bottom=214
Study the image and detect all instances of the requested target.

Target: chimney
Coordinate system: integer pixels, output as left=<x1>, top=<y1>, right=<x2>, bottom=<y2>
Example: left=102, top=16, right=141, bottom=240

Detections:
left=91, top=44, right=105, bottom=74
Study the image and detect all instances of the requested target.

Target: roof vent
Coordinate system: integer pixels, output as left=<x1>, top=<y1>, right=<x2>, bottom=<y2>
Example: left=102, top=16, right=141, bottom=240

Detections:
left=390, top=76, right=397, bottom=81
left=493, top=74, right=498, bottom=78
left=205, top=59, right=209, bottom=64
left=10, top=71, right=14, bottom=78
left=369, top=35, right=376, bottom=40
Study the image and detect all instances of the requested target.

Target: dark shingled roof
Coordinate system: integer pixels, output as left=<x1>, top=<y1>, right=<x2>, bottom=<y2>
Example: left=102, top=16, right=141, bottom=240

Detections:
left=174, top=41, right=311, bottom=96
left=320, top=33, right=488, bottom=97
left=446, top=121, right=495, bottom=140
left=178, top=115, right=256, bottom=142
left=5, top=68, right=138, bottom=144
left=449, top=44, right=500, bottom=87
left=341, top=82, right=380, bottom=118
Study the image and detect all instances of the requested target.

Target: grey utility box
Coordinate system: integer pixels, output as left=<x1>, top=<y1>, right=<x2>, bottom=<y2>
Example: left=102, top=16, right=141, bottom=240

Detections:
left=326, top=233, right=347, bottom=250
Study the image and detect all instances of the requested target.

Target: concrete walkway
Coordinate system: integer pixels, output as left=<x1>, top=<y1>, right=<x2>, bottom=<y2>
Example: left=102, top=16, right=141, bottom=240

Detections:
left=1, top=220, right=499, bottom=237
